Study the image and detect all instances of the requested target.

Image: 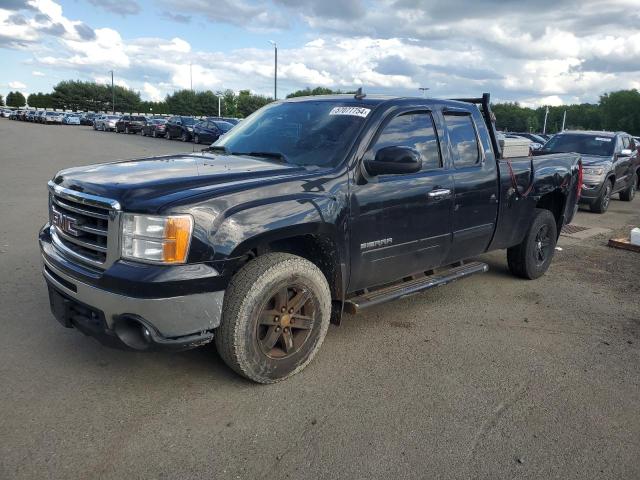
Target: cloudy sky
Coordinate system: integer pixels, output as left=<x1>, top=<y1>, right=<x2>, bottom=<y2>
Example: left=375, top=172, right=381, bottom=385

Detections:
left=1, top=0, right=639, bottom=106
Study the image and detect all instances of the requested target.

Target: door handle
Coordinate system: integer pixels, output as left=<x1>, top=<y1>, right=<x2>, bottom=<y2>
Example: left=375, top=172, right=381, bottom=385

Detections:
left=428, top=189, right=452, bottom=198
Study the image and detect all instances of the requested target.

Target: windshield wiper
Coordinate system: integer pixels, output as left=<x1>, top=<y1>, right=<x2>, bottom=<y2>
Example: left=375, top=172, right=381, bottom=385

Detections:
left=203, top=145, right=228, bottom=153
left=234, top=151, right=289, bottom=163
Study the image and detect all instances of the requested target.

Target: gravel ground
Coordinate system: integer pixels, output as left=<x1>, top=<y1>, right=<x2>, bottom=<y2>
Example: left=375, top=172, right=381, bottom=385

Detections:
left=1, top=119, right=638, bottom=480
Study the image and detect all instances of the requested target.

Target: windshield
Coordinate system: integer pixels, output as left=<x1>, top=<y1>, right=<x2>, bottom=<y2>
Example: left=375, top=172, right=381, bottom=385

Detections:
left=181, top=117, right=196, bottom=126
left=213, top=101, right=371, bottom=167
left=107, top=116, right=120, bottom=120
left=213, top=121, right=233, bottom=132
left=541, top=133, right=615, bottom=157
left=152, top=119, right=166, bottom=124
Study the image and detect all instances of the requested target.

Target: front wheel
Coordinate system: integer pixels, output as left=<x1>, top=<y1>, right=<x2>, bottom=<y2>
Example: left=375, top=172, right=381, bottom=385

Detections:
left=590, top=181, right=612, bottom=213
left=619, top=174, right=637, bottom=202
left=181, top=131, right=189, bottom=142
left=507, top=208, right=558, bottom=280
left=194, top=134, right=200, bottom=144
left=215, top=253, right=331, bottom=384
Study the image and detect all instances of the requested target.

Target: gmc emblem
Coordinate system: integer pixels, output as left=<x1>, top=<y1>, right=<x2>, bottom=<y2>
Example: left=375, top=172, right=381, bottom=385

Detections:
left=51, top=206, right=80, bottom=237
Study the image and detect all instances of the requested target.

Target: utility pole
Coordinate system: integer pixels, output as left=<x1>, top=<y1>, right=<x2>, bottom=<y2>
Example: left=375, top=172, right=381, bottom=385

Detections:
left=561, top=110, right=567, bottom=131
left=418, top=87, right=429, bottom=97
left=109, top=70, right=115, bottom=114
left=269, top=41, right=277, bottom=100
left=190, top=63, right=193, bottom=92
left=542, top=105, right=549, bottom=134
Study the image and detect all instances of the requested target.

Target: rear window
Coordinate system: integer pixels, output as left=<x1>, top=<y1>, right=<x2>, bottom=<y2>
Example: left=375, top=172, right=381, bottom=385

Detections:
left=132, top=116, right=146, bottom=121
left=445, top=114, right=480, bottom=168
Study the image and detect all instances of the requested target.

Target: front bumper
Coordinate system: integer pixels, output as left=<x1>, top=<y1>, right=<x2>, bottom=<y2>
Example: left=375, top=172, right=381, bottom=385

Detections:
left=579, top=181, right=605, bottom=203
left=40, top=224, right=225, bottom=351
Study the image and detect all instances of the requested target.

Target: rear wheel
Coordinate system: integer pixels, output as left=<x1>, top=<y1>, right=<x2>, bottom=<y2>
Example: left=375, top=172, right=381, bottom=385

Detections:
left=590, top=180, right=613, bottom=213
left=507, top=208, right=558, bottom=280
left=194, top=134, right=200, bottom=144
left=215, top=253, right=331, bottom=384
left=165, top=131, right=171, bottom=140
left=619, top=174, right=637, bottom=202
left=181, top=131, right=189, bottom=142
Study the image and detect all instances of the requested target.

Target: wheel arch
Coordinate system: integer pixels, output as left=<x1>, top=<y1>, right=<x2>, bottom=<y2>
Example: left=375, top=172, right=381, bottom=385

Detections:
left=535, top=189, right=566, bottom=238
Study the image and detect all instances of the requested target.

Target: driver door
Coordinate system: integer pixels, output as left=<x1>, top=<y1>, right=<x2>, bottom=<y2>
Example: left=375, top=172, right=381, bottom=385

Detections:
left=349, top=110, right=454, bottom=291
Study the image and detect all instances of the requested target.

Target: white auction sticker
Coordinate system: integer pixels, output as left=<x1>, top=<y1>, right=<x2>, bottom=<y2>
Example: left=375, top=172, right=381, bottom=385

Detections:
left=595, top=137, right=612, bottom=142
left=329, top=106, right=371, bottom=118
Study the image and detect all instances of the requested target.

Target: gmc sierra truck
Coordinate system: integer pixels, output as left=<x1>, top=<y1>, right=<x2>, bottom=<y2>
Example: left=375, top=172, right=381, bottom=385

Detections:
left=40, top=93, right=582, bottom=383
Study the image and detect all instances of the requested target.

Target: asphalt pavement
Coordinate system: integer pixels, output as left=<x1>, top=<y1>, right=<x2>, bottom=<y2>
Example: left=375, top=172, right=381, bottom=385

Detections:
left=0, top=119, right=638, bottom=480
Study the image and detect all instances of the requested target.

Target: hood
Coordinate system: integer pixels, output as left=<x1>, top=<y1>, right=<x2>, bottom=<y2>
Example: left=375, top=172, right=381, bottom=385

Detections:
left=52, top=152, right=308, bottom=211
left=579, top=155, right=613, bottom=167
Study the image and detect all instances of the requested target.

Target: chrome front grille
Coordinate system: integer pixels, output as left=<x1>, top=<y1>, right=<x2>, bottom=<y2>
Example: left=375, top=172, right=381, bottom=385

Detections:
left=48, top=181, right=121, bottom=269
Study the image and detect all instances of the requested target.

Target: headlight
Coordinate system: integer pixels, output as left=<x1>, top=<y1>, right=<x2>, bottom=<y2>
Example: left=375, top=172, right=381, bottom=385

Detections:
left=121, top=214, right=193, bottom=264
left=583, top=167, right=605, bottom=176
left=187, top=127, right=193, bottom=131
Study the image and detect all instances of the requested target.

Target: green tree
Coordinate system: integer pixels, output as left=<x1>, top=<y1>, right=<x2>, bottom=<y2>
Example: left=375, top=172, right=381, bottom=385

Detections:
left=6, top=91, right=26, bottom=108
left=0, top=94, right=4, bottom=106
left=599, top=89, right=640, bottom=135
left=236, top=90, right=272, bottom=117
left=27, top=92, right=54, bottom=108
left=286, top=87, right=337, bottom=98
left=221, top=89, right=238, bottom=117
left=50, top=80, right=141, bottom=112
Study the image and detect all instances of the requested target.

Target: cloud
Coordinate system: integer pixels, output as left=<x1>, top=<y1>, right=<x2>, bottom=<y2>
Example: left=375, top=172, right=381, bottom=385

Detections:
left=158, top=0, right=288, bottom=30
left=9, top=80, right=27, bottom=88
left=87, top=0, right=141, bottom=16
left=160, top=12, right=191, bottom=24
left=75, top=22, right=96, bottom=40
left=32, top=70, right=45, bottom=76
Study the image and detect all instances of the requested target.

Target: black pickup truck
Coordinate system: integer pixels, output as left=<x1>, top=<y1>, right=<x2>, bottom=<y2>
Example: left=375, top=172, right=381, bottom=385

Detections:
left=40, top=93, right=582, bottom=383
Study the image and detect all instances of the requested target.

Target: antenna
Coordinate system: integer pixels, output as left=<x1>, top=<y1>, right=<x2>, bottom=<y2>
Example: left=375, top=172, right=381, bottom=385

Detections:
left=354, top=87, right=366, bottom=100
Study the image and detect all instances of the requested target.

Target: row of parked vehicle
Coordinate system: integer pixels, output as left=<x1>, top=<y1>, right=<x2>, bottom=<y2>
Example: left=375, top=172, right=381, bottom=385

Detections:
left=2, top=108, right=240, bottom=144
left=5, top=108, right=81, bottom=124
left=91, top=114, right=239, bottom=143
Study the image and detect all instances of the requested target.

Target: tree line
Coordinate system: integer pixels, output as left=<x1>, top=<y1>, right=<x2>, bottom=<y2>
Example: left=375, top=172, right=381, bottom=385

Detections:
left=492, top=89, right=640, bottom=135
left=3, top=81, right=639, bottom=134
left=2, top=80, right=273, bottom=118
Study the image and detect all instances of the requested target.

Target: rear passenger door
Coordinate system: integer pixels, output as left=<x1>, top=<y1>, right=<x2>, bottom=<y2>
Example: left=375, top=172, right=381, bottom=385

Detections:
left=443, top=111, right=499, bottom=262
left=349, top=109, right=454, bottom=291
left=614, top=135, right=632, bottom=191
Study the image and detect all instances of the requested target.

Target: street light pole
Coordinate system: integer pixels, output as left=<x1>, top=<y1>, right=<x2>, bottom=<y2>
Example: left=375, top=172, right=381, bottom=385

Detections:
left=269, top=40, right=277, bottom=100
left=418, top=87, right=429, bottom=97
left=109, top=70, right=115, bottom=114
left=190, top=62, right=193, bottom=92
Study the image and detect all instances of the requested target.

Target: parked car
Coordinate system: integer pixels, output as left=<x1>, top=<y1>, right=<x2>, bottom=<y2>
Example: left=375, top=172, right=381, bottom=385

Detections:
left=36, top=111, right=47, bottom=123
left=80, top=113, right=98, bottom=126
left=193, top=119, right=233, bottom=144
left=1, top=108, right=12, bottom=118
left=44, top=111, right=65, bottom=124
left=9, top=110, right=19, bottom=119
left=206, top=116, right=240, bottom=126
left=537, top=130, right=638, bottom=212
left=115, top=115, right=147, bottom=134
left=514, top=132, right=547, bottom=150
left=26, top=111, right=37, bottom=122
left=39, top=93, right=582, bottom=383
left=141, top=118, right=167, bottom=137
left=165, top=116, right=196, bottom=141
left=94, top=115, right=120, bottom=131
left=63, top=114, right=81, bottom=125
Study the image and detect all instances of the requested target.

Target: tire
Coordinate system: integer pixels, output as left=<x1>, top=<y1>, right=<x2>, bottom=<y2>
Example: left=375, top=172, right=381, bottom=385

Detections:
left=215, top=253, right=331, bottom=384
left=194, top=134, right=200, bottom=144
left=619, top=174, right=637, bottom=202
left=153, top=130, right=157, bottom=138
left=590, top=180, right=613, bottom=213
left=181, top=131, right=188, bottom=142
left=142, top=129, right=146, bottom=136
left=125, top=126, right=130, bottom=134
left=507, top=208, right=558, bottom=280
left=165, top=131, right=171, bottom=140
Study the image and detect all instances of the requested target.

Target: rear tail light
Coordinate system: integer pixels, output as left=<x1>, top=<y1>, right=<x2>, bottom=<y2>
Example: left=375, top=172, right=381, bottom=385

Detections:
left=576, top=162, right=583, bottom=200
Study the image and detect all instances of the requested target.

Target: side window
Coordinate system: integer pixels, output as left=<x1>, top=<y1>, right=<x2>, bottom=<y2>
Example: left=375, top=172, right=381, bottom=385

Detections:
left=371, top=111, right=442, bottom=171
left=622, top=136, right=630, bottom=150
left=444, top=114, right=480, bottom=168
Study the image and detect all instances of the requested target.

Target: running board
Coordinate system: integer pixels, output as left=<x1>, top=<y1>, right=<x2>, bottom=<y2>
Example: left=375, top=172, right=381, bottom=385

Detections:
left=344, top=261, right=489, bottom=314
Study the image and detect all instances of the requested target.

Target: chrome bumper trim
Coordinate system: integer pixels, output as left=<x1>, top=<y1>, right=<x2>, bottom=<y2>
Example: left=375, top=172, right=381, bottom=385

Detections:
left=42, top=256, right=224, bottom=337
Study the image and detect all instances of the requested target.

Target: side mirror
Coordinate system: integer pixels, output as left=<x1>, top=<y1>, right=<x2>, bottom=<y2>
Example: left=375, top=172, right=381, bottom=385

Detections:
left=364, top=146, right=422, bottom=176
left=619, top=148, right=633, bottom=157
